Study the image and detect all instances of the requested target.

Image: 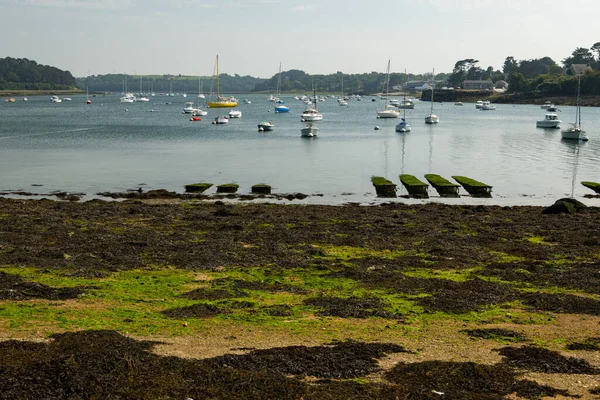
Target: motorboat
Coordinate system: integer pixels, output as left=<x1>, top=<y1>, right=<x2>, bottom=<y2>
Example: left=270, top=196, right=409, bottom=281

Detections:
left=189, top=116, right=202, bottom=121
left=137, top=97, right=150, bottom=102
left=377, top=104, right=400, bottom=119
left=475, top=100, right=484, bottom=109
left=338, top=99, right=348, bottom=106
left=243, top=99, right=251, bottom=104
left=193, top=109, right=208, bottom=116
left=398, top=99, right=415, bottom=109
left=480, top=101, right=496, bottom=110
left=183, top=102, right=195, bottom=113
left=541, top=101, right=552, bottom=109
left=267, top=94, right=277, bottom=102
left=212, top=116, right=229, bottom=124
left=6, top=98, right=16, bottom=103
left=454, top=101, right=463, bottom=106
left=395, top=118, right=411, bottom=132
left=63, top=97, right=72, bottom=101
left=536, top=113, right=561, bottom=129
left=388, top=99, right=399, bottom=106
left=50, top=95, right=62, bottom=103
left=258, top=121, right=274, bottom=132
left=301, top=123, right=319, bottom=137
left=23, top=97, right=28, bottom=102
left=228, top=109, right=242, bottom=118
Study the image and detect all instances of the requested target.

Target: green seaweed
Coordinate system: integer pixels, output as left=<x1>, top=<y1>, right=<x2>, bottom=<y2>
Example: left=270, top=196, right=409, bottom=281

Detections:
left=452, top=176, right=492, bottom=197
left=370, top=176, right=397, bottom=198
left=184, top=183, right=213, bottom=193
left=424, top=174, right=460, bottom=197
left=399, top=174, right=429, bottom=198
left=216, top=183, right=240, bottom=193
left=251, top=184, right=272, bottom=194
left=581, top=181, right=600, bottom=194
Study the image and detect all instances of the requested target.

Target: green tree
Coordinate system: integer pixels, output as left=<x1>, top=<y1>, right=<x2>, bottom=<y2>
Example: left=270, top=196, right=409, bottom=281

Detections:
left=507, top=72, right=526, bottom=92
left=502, top=57, right=518, bottom=75
left=562, top=47, right=594, bottom=69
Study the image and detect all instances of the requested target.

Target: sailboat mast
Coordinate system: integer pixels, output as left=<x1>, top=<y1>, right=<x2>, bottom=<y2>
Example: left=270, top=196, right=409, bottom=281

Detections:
left=403, top=69, right=407, bottom=120
left=277, top=62, right=282, bottom=96
left=577, top=75, right=581, bottom=128
left=216, top=55, right=220, bottom=97
left=430, top=68, right=435, bottom=113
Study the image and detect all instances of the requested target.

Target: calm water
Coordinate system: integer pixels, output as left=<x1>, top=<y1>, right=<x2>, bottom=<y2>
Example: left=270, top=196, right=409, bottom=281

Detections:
left=1, top=93, right=599, bottom=206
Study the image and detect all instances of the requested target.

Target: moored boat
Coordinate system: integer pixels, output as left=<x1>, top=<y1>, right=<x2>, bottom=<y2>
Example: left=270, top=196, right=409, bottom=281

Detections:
left=207, top=55, right=239, bottom=108
left=228, top=109, right=242, bottom=118
left=561, top=75, right=589, bottom=141
left=258, top=121, right=274, bottom=131
left=213, top=115, right=229, bottom=124
left=536, top=113, right=561, bottom=129
left=301, top=123, right=318, bottom=137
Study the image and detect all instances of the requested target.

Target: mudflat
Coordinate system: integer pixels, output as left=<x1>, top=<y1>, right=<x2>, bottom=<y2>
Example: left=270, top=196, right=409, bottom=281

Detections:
left=1, top=198, right=600, bottom=399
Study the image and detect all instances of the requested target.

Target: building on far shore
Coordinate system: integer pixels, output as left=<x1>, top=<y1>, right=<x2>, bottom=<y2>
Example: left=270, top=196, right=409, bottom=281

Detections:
left=462, top=80, right=494, bottom=90
left=568, top=64, right=592, bottom=76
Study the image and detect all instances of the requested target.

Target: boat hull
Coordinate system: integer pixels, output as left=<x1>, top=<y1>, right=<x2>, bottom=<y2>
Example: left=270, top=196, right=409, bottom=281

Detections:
left=536, top=121, right=560, bottom=129
left=395, top=122, right=411, bottom=132
left=377, top=111, right=400, bottom=119
left=275, top=106, right=290, bottom=113
left=258, top=123, right=274, bottom=132
left=425, top=114, right=439, bottom=124
left=207, top=101, right=239, bottom=108
left=301, top=126, right=319, bottom=137
left=561, top=129, right=589, bottom=141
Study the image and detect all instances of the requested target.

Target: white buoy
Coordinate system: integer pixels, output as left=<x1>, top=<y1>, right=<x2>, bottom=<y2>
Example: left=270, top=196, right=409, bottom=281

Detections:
left=374, top=126, right=380, bottom=130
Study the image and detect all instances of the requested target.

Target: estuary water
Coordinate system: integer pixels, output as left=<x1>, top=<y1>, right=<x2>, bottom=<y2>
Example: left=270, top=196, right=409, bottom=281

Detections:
left=1, top=93, right=599, bottom=206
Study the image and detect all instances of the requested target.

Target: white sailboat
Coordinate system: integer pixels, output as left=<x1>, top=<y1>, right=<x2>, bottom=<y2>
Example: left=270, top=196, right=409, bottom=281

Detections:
left=396, top=69, right=411, bottom=132
left=197, top=78, right=205, bottom=99
left=425, top=68, right=439, bottom=124
left=338, top=74, right=348, bottom=106
left=137, top=77, right=150, bottom=102
left=377, top=60, right=400, bottom=119
left=561, top=75, right=589, bottom=141
left=300, top=85, right=322, bottom=121
left=120, top=76, right=135, bottom=103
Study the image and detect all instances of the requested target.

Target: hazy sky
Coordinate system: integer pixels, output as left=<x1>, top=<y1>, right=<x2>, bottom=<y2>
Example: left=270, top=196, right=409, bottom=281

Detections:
left=1, top=0, right=598, bottom=78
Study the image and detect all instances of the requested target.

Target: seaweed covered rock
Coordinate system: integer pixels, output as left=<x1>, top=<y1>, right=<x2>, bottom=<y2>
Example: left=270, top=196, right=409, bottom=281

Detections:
left=543, top=198, right=587, bottom=214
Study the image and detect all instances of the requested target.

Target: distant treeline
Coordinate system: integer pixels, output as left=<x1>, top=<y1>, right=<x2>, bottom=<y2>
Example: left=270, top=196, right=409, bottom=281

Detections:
left=0, top=57, right=76, bottom=90
left=508, top=70, right=600, bottom=96
left=76, top=74, right=265, bottom=94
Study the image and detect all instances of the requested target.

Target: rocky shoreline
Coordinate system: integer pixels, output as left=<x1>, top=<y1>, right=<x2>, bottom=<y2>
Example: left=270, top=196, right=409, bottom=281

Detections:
left=1, top=198, right=600, bottom=398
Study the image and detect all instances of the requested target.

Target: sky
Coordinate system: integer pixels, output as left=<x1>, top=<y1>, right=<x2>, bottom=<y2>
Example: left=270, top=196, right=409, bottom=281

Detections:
left=1, top=0, right=599, bottom=78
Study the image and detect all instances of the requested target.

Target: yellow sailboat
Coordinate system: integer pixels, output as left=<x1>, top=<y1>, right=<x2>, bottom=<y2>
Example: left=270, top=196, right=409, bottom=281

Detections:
left=207, top=55, right=238, bottom=108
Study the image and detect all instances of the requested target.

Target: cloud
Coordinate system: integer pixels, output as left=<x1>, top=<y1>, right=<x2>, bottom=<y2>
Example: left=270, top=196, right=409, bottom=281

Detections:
left=17, top=0, right=137, bottom=10
left=291, top=4, right=315, bottom=11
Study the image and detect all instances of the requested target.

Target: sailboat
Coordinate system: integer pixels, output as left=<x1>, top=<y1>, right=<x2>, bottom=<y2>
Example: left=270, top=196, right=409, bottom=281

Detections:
left=300, top=84, right=323, bottom=121
left=425, top=68, right=439, bottom=124
left=396, top=70, right=411, bottom=132
left=197, top=78, right=205, bottom=99
left=207, top=55, right=239, bottom=108
left=120, top=75, right=135, bottom=103
left=377, top=60, right=400, bottom=119
left=86, top=87, right=91, bottom=104
left=561, top=75, right=589, bottom=141
left=137, top=77, right=150, bottom=102
left=338, top=74, right=348, bottom=106
left=274, top=63, right=290, bottom=113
